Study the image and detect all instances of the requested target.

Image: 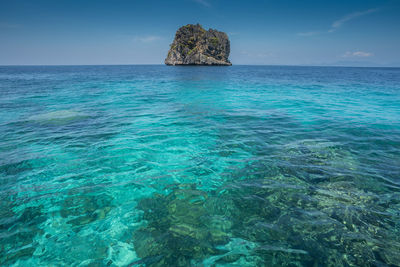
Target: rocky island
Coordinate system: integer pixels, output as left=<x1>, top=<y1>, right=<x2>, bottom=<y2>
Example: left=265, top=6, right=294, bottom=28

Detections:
left=165, top=24, right=232, bottom=66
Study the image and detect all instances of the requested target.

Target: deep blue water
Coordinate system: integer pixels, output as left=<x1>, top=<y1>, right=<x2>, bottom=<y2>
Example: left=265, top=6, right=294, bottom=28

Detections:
left=0, top=65, right=400, bottom=266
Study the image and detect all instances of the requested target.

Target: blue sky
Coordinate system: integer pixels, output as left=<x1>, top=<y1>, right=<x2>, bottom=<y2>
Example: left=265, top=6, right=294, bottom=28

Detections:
left=1, top=0, right=399, bottom=66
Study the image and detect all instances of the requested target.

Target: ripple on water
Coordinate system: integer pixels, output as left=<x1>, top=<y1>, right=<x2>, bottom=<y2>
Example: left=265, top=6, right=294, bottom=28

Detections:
left=0, top=65, right=400, bottom=266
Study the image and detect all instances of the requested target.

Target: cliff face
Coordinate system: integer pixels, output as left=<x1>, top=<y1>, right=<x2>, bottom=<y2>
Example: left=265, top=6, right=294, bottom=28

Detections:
left=165, top=24, right=232, bottom=66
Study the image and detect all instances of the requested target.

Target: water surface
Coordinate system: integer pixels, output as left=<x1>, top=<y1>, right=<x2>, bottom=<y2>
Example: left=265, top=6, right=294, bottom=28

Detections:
left=1, top=65, right=400, bottom=266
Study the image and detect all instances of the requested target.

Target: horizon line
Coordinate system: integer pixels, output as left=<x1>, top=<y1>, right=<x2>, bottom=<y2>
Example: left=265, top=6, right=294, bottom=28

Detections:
left=0, top=63, right=399, bottom=68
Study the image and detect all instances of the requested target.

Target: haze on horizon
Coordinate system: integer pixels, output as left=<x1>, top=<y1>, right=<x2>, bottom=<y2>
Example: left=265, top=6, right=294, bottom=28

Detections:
left=1, top=0, right=399, bottom=67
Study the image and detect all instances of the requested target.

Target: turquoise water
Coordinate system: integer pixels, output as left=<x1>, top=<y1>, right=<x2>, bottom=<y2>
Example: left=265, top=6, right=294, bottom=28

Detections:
left=1, top=65, right=400, bottom=266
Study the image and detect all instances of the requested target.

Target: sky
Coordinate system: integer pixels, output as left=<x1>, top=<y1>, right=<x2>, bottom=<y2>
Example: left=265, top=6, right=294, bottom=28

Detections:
left=0, top=0, right=399, bottom=66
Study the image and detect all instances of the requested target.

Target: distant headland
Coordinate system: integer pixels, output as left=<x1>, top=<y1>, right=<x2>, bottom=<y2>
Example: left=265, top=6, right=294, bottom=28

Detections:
left=165, top=24, right=231, bottom=66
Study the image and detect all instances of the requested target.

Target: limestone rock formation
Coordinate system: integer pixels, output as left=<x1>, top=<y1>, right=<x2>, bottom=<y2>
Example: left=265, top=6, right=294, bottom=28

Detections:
left=165, top=24, right=232, bottom=66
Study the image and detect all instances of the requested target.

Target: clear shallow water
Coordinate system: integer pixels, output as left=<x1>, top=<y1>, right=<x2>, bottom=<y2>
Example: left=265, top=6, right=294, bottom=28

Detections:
left=0, top=65, right=400, bottom=266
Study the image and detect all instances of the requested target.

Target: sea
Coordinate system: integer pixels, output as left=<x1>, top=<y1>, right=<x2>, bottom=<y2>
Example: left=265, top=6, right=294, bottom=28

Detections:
left=0, top=65, right=399, bottom=266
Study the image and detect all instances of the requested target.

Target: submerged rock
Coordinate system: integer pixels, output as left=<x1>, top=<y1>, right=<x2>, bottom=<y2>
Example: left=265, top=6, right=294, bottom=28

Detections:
left=27, top=109, right=89, bottom=125
left=133, top=185, right=232, bottom=266
left=130, top=173, right=400, bottom=266
left=0, top=201, right=45, bottom=265
left=60, top=189, right=113, bottom=227
left=165, top=24, right=232, bottom=66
